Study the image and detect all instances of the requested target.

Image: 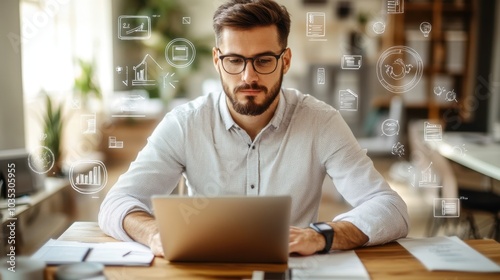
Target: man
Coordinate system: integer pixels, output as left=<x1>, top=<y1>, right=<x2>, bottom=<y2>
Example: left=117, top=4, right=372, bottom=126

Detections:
left=99, top=0, right=409, bottom=257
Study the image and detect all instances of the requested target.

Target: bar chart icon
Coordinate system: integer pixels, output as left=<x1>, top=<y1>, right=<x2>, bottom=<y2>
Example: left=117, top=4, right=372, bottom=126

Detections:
left=75, top=166, right=102, bottom=185
left=69, top=160, right=108, bottom=194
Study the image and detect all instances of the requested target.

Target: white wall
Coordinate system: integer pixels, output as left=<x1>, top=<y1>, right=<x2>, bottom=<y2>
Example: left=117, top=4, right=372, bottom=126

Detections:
left=0, top=0, right=25, bottom=150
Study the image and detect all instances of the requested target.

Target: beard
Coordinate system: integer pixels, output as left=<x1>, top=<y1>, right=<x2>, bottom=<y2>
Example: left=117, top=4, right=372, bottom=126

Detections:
left=220, top=67, right=283, bottom=116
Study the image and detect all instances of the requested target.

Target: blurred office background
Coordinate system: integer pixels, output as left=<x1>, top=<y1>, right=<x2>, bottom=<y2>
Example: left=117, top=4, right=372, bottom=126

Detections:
left=1, top=0, right=500, bottom=255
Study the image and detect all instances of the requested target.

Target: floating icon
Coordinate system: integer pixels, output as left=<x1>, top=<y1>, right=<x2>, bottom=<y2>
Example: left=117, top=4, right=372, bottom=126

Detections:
left=341, top=55, right=362, bottom=70
left=132, top=54, right=163, bottom=86
left=108, top=136, right=124, bottom=149
left=71, top=98, right=81, bottom=110
left=387, top=0, right=404, bottom=14
left=69, top=160, right=108, bottom=194
left=120, top=95, right=145, bottom=113
left=391, top=142, right=405, bottom=157
left=420, top=22, right=432, bottom=37
left=306, top=12, right=326, bottom=38
left=81, top=114, right=97, bottom=134
left=317, top=68, right=325, bottom=85
left=424, top=122, right=442, bottom=141
left=116, top=65, right=129, bottom=86
left=434, top=198, right=459, bottom=217
left=118, top=16, right=151, bottom=40
left=433, top=86, right=445, bottom=96
left=163, top=72, right=179, bottom=89
left=165, top=38, right=196, bottom=68
left=381, top=119, right=400, bottom=136
left=27, top=146, right=55, bottom=174
left=111, top=92, right=147, bottom=118
left=182, top=17, right=191, bottom=24
left=339, top=89, right=358, bottom=111
left=372, top=21, right=386, bottom=34
left=377, top=46, right=423, bottom=93
left=419, top=162, right=441, bottom=188
left=172, top=45, right=189, bottom=61
left=445, top=89, right=458, bottom=102
left=452, top=144, right=467, bottom=156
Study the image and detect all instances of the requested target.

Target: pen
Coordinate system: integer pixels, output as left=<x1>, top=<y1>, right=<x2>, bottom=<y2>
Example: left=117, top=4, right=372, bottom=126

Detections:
left=82, top=247, right=93, bottom=261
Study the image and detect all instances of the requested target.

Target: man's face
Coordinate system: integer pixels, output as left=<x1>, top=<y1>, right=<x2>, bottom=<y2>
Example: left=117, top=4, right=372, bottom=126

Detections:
left=213, top=25, right=291, bottom=116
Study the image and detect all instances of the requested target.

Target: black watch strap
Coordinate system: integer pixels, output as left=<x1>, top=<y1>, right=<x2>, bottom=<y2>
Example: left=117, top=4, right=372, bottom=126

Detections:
left=309, top=222, right=334, bottom=254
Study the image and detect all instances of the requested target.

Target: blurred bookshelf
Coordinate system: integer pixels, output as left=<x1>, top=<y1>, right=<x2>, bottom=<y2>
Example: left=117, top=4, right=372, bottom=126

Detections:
left=381, top=0, right=478, bottom=123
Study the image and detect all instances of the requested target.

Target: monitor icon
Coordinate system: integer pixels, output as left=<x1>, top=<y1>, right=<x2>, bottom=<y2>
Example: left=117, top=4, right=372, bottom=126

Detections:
left=172, top=45, right=189, bottom=61
left=165, top=38, right=196, bottom=68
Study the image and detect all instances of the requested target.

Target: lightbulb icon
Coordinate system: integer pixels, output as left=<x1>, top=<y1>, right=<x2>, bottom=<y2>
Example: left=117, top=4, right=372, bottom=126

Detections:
left=420, top=22, right=432, bottom=37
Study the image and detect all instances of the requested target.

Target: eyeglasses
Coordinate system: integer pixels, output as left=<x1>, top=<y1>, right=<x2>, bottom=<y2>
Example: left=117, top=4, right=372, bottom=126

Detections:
left=217, top=48, right=286, bottom=75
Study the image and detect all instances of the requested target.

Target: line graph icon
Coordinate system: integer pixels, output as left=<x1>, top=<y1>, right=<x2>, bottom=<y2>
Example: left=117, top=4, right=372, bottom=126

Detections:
left=118, top=16, right=151, bottom=40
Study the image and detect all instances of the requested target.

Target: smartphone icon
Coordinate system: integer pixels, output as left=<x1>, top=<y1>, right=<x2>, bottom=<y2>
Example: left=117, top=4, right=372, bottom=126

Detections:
left=317, top=68, right=325, bottom=85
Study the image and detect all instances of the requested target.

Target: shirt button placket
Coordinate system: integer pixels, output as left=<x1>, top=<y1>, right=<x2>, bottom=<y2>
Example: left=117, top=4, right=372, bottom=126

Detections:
left=246, top=143, right=259, bottom=195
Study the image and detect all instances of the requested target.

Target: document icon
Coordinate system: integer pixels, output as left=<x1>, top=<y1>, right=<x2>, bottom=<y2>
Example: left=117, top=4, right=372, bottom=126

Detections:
left=342, top=55, right=362, bottom=70
left=306, top=12, right=325, bottom=37
left=424, top=122, right=442, bottom=141
left=434, top=198, right=459, bottom=218
left=387, top=0, right=404, bottom=14
left=339, top=89, right=358, bottom=111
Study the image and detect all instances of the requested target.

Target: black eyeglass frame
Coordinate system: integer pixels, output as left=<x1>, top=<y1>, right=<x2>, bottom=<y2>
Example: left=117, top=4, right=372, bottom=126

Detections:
left=217, top=48, right=287, bottom=75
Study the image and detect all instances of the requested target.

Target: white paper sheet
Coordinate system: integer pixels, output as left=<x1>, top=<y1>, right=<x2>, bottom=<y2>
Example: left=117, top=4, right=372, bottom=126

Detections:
left=397, top=236, right=500, bottom=272
left=289, top=250, right=370, bottom=279
left=31, top=239, right=154, bottom=266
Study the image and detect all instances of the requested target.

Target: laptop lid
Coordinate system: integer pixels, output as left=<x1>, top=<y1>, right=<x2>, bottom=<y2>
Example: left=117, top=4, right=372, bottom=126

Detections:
left=152, top=195, right=291, bottom=263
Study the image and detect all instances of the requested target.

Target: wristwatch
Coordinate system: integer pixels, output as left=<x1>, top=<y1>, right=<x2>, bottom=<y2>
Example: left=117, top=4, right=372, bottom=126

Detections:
left=309, top=222, right=334, bottom=254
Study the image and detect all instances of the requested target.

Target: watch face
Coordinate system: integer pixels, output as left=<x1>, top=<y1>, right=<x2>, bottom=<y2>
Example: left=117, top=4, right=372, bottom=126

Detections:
left=317, top=223, right=331, bottom=231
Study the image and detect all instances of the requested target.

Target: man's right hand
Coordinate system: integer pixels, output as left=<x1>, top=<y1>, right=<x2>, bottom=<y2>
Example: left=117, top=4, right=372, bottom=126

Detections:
left=123, top=211, right=164, bottom=256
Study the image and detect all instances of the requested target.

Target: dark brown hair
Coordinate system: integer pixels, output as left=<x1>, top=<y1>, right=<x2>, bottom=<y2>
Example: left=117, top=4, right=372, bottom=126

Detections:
left=213, top=0, right=291, bottom=49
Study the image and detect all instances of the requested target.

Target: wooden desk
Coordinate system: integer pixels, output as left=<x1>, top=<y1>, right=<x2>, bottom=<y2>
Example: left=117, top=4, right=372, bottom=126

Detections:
left=44, top=222, right=500, bottom=280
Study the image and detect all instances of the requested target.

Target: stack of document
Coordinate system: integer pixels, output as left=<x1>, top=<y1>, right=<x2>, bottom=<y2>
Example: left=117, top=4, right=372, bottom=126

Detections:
left=32, top=239, right=154, bottom=266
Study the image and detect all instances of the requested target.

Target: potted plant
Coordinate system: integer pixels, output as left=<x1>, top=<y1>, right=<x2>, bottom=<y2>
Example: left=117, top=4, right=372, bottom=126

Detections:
left=41, top=93, right=64, bottom=177
left=74, top=58, right=102, bottom=110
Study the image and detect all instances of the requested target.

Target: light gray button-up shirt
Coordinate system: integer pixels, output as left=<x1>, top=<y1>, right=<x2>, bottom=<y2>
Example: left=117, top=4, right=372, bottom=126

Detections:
left=99, top=88, right=409, bottom=245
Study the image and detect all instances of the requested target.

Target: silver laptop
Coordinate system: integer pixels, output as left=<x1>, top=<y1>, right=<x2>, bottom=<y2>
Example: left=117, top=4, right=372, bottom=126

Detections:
left=151, top=195, right=291, bottom=263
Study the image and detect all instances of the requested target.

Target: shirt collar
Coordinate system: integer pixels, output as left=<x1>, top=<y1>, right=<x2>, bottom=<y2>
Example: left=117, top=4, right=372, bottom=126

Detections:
left=218, top=89, right=286, bottom=131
